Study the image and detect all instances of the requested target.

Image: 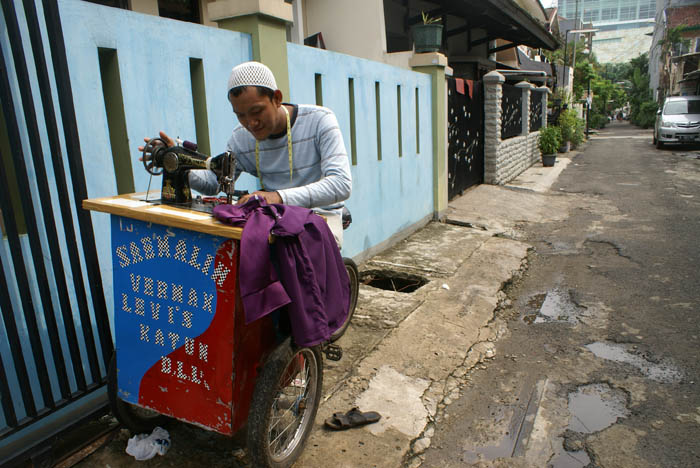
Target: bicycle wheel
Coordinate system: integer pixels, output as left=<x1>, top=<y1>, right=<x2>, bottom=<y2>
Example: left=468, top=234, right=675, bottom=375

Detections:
left=330, top=258, right=359, bottom=342
left=107, top=353, right=169, bottom=433
left=246, top=339, right=323, bottom=468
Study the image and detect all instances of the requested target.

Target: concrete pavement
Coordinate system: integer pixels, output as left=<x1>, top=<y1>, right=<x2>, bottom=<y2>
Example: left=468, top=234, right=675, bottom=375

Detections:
left=297, top=153, right=578, bottom=467
left=75, top=151, right=579, bottom=468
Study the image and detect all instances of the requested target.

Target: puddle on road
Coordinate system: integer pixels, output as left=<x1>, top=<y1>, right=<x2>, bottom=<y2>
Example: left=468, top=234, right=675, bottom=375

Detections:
left=549, top=446, right=591, bottom=468
left=568, top=383, right=630, bottom=433
left=586, top=341, right=683, bottom=383
left=523, top=289, right=584, bottom=325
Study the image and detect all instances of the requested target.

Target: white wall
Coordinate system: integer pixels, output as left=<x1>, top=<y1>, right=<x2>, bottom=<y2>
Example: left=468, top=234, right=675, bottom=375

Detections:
left=303, top=0, right=388, bottom=63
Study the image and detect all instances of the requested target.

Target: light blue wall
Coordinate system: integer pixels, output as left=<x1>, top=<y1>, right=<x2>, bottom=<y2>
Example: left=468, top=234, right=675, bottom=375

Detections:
left=60, top=0, right=252, bottom=315
left=1, top=0, right=252, bottom=456
left=287, top=44, right=434, bottom=259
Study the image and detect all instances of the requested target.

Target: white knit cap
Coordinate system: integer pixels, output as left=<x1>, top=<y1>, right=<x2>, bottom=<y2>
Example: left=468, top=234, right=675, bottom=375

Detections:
left=227, top=61, right=278, bottom=94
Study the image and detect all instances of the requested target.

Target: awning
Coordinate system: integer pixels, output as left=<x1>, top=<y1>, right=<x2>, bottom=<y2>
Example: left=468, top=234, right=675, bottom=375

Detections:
left=517, top=48, right=554, bottom=75
left=426, top=0, right=559, bottom=51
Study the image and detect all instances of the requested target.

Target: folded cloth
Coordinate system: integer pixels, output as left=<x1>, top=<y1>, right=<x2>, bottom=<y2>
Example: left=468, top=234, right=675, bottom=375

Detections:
left=213, top=198, right=349, bottom=346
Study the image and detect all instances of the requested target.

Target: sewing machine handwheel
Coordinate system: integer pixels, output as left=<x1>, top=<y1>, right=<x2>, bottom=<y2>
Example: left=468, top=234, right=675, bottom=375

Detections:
left=142, top=138, right=165, bottom=175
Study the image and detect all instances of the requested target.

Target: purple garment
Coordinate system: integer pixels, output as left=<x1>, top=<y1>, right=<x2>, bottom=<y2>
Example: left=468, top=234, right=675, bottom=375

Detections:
left=213, top=198, right=349, bottom=347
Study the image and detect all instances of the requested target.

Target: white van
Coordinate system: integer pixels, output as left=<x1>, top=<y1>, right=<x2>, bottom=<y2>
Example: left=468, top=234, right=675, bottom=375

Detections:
left=654, top=96, right=700, bottom=148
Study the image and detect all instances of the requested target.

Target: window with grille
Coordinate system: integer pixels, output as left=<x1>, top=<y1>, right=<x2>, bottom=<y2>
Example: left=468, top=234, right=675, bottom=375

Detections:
left=601, top=8, right=617, bottom=21
left=638, top=1, right=655, bottom=19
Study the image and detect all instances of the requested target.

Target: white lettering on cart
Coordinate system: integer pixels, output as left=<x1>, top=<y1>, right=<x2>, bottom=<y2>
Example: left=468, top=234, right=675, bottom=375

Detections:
left=174, top=240, right=187, bottom=262
left=141, top=237, right=155, bottom=259
left=199, top=343, right=208, bottom=362
left=151, top=302, right=160, bottom=320
left=140, top=324, right=149, bottom=342
left=182, top=310, right=193, bottom=329
left=211, top=263, right=230, bottom=287
left=168, top=332, right=180, bottom=350
left=114, top=238, right=235, bottom=291
left=171, top=284, right=183, bottom=303
left=156, top=235, right=171, bottom=258
left=130, top=242, right=143, bottom=264
left=116, top=246, right=130, bottom=267
left=159, top=353, right=209, bottom=389
left=130, top=274, right=140, bottom=292
left=201, top=255, right=214, bottom=275
left=122, top=293, right=131, bottom=312
left=188, top=289, right=197, bottom=308
left=155, top=329, right=164, bottom=346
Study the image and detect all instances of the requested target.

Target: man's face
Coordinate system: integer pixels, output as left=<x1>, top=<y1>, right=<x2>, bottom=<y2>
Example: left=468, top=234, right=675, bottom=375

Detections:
left=229, top=87, right=282, bottom=141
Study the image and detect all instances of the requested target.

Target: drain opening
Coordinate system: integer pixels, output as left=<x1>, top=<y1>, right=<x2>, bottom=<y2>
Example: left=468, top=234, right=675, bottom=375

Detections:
left=360, top=270, right=428, bottom=293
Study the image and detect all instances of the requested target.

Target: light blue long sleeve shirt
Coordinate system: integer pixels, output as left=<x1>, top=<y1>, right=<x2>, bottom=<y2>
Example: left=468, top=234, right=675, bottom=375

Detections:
left=189, top=104, right=352, bottom=211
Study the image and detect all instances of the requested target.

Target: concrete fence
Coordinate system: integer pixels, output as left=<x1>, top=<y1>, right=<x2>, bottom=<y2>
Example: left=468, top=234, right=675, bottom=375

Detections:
left=483, top=71, right=549, bottom=185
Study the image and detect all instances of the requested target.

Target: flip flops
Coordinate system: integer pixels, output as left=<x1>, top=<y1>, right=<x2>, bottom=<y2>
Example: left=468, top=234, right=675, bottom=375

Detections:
left=324, top=407, right=381, bottom=430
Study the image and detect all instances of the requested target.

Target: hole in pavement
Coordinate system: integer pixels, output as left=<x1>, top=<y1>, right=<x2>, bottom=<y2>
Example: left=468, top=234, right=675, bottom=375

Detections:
left=568, top=383, right=630, bottom=434
left=586, top=341, right=683, bottom=383
left=522, top=289, right=584, bottom=325
left=360, top=270, right=428, bottom=293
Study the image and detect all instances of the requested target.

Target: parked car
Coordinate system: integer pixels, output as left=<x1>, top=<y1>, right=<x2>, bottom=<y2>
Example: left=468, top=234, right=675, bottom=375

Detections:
left=654, top=96, right=700, bottom=148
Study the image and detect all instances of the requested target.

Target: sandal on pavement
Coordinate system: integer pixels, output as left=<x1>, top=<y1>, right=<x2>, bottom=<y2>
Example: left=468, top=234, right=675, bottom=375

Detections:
left=324, top=407, right=381, bottom=431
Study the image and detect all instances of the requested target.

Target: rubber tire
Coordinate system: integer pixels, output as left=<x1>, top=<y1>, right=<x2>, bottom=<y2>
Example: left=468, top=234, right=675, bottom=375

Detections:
left=330, top=258, right=359, bottom=342
left=656, top=138, right=664, bottom=149
left=247, top=339, right=323, bottom=468
left=653, top=133, right=657, bottom=145
left=108, top=353, right=169, bottom=433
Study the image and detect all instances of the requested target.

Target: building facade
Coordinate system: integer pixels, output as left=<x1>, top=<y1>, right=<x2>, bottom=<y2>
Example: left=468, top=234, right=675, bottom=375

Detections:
left=557, top=0, right=655, bottom=63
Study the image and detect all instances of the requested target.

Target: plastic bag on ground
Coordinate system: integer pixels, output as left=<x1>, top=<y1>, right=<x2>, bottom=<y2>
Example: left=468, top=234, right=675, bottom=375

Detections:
left=125, top=426, right=170, bottom=461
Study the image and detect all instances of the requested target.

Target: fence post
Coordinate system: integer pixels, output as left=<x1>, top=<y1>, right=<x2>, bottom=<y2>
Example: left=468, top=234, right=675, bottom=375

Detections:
left=538, top=86, right=550, bottom=126
left=515, top=81, right=533, bottom=135
left=410, top=52, right=448, bottom=219
left=208, top=0, right=293, bottom=98
left=483, top=70, right=504, bottom=184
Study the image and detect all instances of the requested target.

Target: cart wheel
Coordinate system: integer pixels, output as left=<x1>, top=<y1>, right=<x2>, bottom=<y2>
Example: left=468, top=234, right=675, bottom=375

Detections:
left=108, top=353, right=169, bottom=433
left=247, top=338, right=323, bottom=468
left=330, top=258, right=359, bottom=342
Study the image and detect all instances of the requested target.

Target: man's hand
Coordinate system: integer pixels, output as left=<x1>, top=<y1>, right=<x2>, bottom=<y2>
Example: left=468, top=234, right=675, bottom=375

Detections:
left=237, top=191, right=283, bottom=205
left=138, top=131, right=175, bottom=161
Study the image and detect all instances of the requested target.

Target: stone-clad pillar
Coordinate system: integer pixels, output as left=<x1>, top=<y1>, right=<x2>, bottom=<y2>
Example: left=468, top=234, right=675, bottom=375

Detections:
left=483, top=71, right=504, bottom=184
left=538, top=86, right=550, bottom=126
left=410, top=52, right=448, bottom=219
left=208, top=0, right=293, bottom=98
left=515, top=81, right=533, bottom=135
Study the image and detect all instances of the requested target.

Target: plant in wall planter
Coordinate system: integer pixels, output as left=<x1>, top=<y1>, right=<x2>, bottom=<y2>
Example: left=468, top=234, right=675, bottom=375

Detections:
left=412, top=11, right=443, bottom=53
left=538, top=125, right=561, bottom=167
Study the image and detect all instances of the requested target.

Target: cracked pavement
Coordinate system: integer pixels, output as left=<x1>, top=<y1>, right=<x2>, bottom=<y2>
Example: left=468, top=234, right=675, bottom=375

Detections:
left=73, top=122, right=700, bottom=467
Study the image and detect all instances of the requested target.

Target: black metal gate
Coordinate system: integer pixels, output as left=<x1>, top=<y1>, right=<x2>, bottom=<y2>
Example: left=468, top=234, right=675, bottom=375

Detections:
left=447, top=77, right=484, bottom=200
left=0, top=0, right=113, bottom=464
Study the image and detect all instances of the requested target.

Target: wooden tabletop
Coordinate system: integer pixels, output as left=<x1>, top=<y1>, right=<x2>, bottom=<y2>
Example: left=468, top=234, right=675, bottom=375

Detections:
left=82, top=192, right=243, bottom=240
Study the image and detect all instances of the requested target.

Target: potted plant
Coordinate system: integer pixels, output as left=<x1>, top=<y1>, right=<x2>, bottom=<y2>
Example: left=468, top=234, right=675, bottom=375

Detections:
left=412, top=11, right=443, bottom=53
left=557, top=109, right=577, bottom=153
left=538, top=125, right=561, bottom=167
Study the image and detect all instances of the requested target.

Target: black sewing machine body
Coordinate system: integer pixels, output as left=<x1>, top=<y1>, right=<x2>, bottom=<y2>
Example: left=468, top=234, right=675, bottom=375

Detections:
left=142, top=138, right=242, bottom=213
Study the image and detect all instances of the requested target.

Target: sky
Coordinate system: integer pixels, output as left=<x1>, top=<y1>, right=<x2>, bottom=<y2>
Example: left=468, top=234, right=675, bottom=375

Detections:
left=541, top=0, right=558, bottom=8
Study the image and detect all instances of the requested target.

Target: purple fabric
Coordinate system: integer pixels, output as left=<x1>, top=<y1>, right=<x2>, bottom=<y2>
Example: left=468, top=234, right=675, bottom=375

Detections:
left=213, top=198, right=349, bottom=346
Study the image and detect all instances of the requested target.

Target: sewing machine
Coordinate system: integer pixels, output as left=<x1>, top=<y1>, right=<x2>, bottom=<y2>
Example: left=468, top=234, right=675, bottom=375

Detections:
left=141, top=137, right=242, bottom=213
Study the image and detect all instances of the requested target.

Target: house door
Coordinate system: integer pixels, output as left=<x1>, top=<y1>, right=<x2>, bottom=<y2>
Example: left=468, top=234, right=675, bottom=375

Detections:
left=447, top=78, right=484, bottom=200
